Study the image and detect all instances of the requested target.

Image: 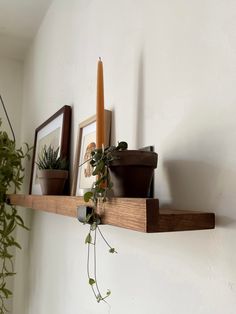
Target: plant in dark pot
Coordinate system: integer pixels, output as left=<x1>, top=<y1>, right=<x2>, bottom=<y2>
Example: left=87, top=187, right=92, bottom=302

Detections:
left=109, top=148, right=158, bottom=197
left=78, top=141, right=158, bottom=303
left=36, top=145, right=68, bottom=195
left=85, top=142, right=158, bottom=199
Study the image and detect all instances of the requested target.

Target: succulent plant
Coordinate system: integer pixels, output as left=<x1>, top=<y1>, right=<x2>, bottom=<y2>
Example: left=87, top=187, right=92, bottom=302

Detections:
left=36, top=145, right=67, bottom=170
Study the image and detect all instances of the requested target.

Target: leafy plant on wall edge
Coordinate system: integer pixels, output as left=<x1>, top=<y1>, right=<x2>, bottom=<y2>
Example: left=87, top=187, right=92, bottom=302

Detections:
left=0, top=119, right=31, bottom=313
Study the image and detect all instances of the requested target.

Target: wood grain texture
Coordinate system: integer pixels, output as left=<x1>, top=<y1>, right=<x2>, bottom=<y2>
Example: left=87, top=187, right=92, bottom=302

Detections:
left=7, top=194, right=215, bottom=233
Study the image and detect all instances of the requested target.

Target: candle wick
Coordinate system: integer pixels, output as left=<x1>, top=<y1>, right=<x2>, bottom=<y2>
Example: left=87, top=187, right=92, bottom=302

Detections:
left=99, top=57, right=102, bottom=61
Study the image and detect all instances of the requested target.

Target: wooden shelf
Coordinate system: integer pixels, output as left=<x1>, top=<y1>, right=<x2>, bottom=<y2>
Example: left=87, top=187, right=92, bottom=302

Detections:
left=7, top=194, right=215, bottom=233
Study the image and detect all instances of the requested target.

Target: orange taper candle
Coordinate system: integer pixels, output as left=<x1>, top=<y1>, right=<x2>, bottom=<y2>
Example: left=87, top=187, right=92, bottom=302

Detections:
left=96, top=58, right=105, bottom=149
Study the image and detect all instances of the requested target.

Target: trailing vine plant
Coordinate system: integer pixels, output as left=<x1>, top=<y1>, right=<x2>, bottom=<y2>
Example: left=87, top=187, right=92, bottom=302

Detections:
left=0, top=119, right=31, bottom=313
left=81, top=141, right=127, bottom=303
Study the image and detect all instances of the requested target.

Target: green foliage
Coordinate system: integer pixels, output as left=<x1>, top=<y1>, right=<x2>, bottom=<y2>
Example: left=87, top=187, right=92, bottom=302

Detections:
left=81, top=141, right=128, bottom=304
left=109, top=248, right=117, bottom=254
left=83, top=141, right=128, bottom=205
left=85, top=233, right=92, bottom=244
left=0, top=119, right=31, bottom=313
left=36, top=145, right=67, bottom=170
left=89, top=278, right=96, bottom=285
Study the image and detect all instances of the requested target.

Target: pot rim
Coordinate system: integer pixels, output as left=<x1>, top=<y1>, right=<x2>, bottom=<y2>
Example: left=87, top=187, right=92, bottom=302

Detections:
left=38, top=169, right=68, bottom=179
left=110, top=150, right=158, bottom=167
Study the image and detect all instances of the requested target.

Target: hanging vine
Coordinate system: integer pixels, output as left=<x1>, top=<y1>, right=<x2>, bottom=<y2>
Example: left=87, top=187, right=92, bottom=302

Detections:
left=0, top=119, right=31, bottom=313
left=81, top=141, right=127, bottom=303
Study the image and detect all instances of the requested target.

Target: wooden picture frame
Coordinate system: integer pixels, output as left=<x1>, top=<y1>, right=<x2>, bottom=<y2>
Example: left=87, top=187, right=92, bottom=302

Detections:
left=71, top=110, right=111, bottom=196
left=29, top=105, right=71, bottom=195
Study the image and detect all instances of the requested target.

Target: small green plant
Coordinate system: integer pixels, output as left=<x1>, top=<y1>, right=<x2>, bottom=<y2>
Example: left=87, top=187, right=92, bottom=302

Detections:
left=36, top=145, right=67, bottom=170
left=83, top=141, right=128, bottom=205
left=0, top=120, right=31, bottom=313
left=81, top=141, right=127, bottom=303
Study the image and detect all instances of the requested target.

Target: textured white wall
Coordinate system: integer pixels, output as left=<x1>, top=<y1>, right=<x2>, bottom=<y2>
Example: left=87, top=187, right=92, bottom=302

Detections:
left=14, top=0, right=236, bottom=313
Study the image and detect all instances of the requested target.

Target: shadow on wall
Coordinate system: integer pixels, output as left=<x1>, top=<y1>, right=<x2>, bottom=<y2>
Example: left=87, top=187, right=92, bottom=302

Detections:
left=162, top=159, right=236, bottom=227
left=110, top=107, right=116, bottom=145
left=135, top=50, right=145, bottom=148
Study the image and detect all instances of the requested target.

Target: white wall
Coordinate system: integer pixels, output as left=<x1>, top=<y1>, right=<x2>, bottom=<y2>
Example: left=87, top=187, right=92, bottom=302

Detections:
left=14, top=0, right=236, bottom=313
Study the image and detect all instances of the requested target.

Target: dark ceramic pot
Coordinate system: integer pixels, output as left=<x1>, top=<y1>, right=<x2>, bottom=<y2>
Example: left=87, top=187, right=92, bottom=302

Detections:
left=109, top=150, right=158, bottom=197
left=38, top=170, right=68, bottom=195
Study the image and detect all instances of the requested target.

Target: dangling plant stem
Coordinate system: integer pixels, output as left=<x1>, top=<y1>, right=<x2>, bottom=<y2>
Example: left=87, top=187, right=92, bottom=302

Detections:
left=86, top=220, right=112, bottom=303
left=80, top=141, right=128, bottom=303
left=87, top=228, right=97, bottom=299
left=97, top=226, right=117, bottom=253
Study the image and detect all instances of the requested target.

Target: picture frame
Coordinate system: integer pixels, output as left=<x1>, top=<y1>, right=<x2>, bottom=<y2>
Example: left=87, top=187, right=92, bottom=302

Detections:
left=29, top=105, right=71, bottom=195
left=71, top=110, right=111, bottom=196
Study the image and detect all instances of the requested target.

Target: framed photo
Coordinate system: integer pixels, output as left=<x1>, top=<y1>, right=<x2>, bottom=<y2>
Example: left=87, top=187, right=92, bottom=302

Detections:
left=29, top=105, right=71, bottom=194
left=71, top=110, right=111, bottom=196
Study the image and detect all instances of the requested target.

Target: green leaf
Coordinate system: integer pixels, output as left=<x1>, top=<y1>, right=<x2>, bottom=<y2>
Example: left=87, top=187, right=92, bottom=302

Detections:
left=5, top=272, right=16, bottom=277
left=85, top=233, right=92, bottom=244
left=17, top=223, right=30, bottom=231
left=93, top=152, right=102, bottom=161
left=0, top=252, right=13, bottom=259
left=109, top=248, right=117, bottom=254
left=12, top=241, right=22, bottom=249
left=117, top=141, right=128, bottom=150
left=3, top=219, right=15, bottom=237
left=92, top=160, right=105, bottom=175
left=0, top=272, right=16, bottom=278
left=89, top=278, right=96, bottom=285
left=1, top=287, right=13, bottom=298
left=15, top=215, right=24, bottom=225
left=84, top=192, right=93, bottom=202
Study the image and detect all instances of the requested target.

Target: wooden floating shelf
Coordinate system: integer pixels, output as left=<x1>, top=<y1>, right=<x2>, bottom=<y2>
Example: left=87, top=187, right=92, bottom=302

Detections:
left=7, top=194, right=215, bottom=233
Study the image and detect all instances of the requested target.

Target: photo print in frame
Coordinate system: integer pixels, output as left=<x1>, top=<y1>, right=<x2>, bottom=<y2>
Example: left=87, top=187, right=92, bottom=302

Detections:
left=71, top=110, right=111, bottom=196
left=29, top=105, right=71, bottom=195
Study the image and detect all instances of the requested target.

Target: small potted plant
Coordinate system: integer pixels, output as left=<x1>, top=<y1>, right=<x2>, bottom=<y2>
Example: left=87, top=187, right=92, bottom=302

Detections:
left=36, top=145, right=68, bottom=195
left=109, top=148, right=157, bottom=197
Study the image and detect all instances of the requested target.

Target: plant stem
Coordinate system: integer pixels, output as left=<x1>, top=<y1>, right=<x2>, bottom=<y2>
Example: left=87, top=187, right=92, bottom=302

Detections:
left=87, top=229, right=97, bottom=299
left=97, top=226, right=114, bottom=250
left=93, top=227, right=104, bottom=300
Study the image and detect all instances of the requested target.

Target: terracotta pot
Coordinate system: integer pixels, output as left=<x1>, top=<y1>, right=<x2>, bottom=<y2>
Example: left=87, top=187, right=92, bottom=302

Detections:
left=109, top=150, right=158, bottom=197
left=38, top=170, right=68, bottom=195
